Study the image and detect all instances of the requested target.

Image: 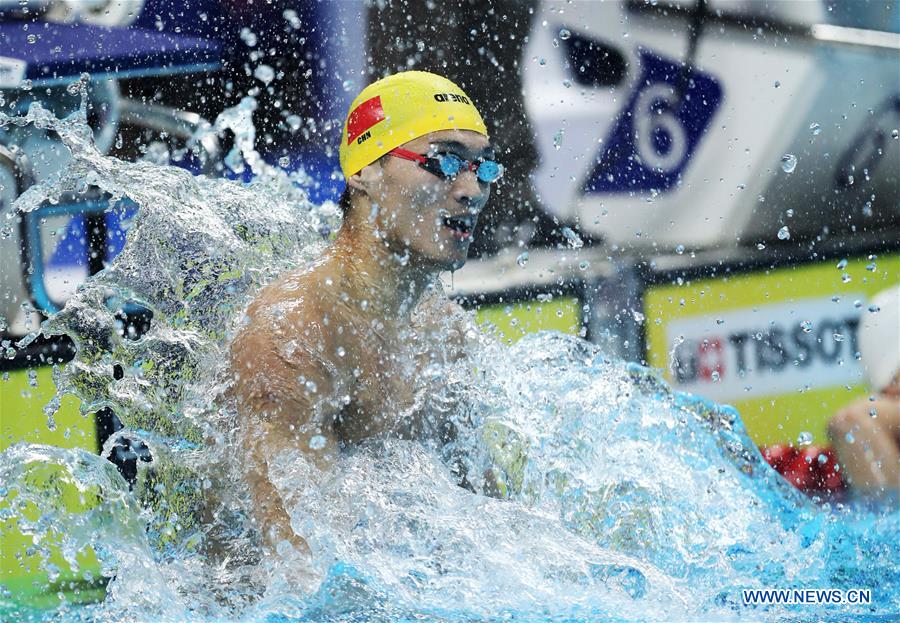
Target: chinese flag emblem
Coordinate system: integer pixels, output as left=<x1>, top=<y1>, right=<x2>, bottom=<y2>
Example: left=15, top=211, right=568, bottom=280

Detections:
left=347, top=96, right=386, bottom=144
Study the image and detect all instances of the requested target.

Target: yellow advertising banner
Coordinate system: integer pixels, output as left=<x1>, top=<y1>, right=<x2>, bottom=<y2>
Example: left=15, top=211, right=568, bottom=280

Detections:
left=643, top=253, right=899, bottom=447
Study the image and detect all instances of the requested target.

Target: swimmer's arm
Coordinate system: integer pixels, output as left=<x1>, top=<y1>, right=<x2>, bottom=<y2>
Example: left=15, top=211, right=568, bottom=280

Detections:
left=233, top=346, right=342, bottom=552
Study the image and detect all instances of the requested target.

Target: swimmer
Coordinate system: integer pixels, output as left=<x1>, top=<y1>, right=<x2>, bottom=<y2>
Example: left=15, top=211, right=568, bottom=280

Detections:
left=828, top=285, right=900, bottom=497
left=230, top=71, right=500, bottom=551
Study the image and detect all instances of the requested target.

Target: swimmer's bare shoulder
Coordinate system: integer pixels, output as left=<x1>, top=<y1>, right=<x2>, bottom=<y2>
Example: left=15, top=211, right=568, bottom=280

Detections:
left=230, top=267, right=349, bottom=550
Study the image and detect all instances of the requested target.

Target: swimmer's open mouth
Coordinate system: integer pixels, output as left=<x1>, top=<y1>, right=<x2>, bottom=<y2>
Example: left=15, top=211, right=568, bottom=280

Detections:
left=443, top=215, right=475, bottom=238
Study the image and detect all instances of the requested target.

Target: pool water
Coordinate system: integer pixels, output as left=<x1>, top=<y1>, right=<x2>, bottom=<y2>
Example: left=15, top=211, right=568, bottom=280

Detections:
left=1, top=94, right=897, bottom=623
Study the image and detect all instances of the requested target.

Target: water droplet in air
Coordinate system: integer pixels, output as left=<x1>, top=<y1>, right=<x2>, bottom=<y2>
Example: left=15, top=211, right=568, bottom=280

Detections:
left=559, top=28, right=572, bottom=40
left=809, top=122, right=821, bottom=135
left=836, top=259, right=848, bottom=269
left=800, top=320, right=813, bottom=333
left=868, top=304, right=880, bottom=313
left=757, top=243, right=766, bottom=250
left=675, top=244, right=685, bottom=255
left=286, top=114, right=302, bottom=131
left=777, top=226, right=790, bottom=240
left=516, top=252, right=529, bottom=267
left=553, top=130, right=564, bottom=150
left=865, top=262, right=876, bottom=272
left=892, top=129, right=899, bottom=140
left=780, top=154, right=797, bottom=173
left=561, top=227, right=584, bottom=249
left=833, top=333, right=844, bottom=342
left=797, top=431, right=813, bottom=446
left=240, top=27, right=257, bottom=47
left=841, top=273, right=852, bottom=283
left=27, top=34, right=36, bottom=44
left=278, top=156, right=290, bottom=168
left=774, top=80, right=781, bottom=88
left=254, top=64, right=275, bottom=85
left=579, top=260, right=590, bottom=271
left=309, top=435, right=327, bottom=450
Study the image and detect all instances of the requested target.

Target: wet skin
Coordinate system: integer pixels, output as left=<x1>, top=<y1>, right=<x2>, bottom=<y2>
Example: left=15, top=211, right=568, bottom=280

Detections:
left=828, top=373, right=900, bottom=495
left=231, top=129, right=492, bottom=551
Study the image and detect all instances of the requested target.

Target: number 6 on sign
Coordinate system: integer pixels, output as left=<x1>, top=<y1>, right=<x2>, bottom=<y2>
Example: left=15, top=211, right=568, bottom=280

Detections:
left=583, top=50, right=722, bottom=194
left=633, top=83, right=689, bottom=173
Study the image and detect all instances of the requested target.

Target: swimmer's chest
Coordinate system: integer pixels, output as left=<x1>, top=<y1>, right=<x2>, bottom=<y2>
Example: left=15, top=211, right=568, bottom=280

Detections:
left=337, top=326, right=450, bottom=442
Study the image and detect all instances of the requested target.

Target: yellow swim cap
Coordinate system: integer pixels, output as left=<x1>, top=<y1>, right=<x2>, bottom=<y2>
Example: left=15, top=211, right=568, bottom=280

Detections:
left=339, top=70, right=488, bottom=179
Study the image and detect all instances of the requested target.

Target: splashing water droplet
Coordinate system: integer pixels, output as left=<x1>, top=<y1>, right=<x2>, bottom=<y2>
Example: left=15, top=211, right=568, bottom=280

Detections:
left=836, top=259, right=848, bottom=270
left=309, top=435, right=327, bottom=450
left=559, top=28, right=572, bottom=40
left=561, top=227, right=583, bottom=249
left=777, top=226, right=790, bottom=240
left=254, top=64, right=275, bottom=85
left=892, top=129, right=899, bottom=140
left=797, top=431, right=813, bottom=446
left=800, top=320, right=813, bottom=333
left=516, top=252, right=529, bottom=268
left=868, top=304, right=881, bottom=313
left=675, top=244, right=685, bottom=255
left=774, top=80, right=781, bottom=88
left=809, top=122, right=821, bottom=135
left=553, top=130, right=564, bottom=150
left=833, top=333, right=844, bottom=342
left=780, top=154, right=797, bottom=173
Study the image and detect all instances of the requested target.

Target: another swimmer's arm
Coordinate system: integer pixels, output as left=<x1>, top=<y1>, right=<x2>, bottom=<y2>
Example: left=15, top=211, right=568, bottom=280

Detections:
left=828, top=395, right=900, bottom=492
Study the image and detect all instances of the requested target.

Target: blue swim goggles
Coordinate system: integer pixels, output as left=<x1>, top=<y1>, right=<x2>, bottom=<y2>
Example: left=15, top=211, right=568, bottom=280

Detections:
left=389, top=147, right=504, bottom=184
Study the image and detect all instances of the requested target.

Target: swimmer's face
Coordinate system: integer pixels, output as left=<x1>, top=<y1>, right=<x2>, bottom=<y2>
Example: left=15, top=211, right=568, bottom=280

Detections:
left=361, top=129, right=492, bottom=270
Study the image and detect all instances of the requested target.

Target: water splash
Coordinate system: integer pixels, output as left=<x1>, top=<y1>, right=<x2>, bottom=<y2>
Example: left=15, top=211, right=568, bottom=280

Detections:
left=0, top=87, right=897, bottom=623
left=780, top=154, right=797, bottom=173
